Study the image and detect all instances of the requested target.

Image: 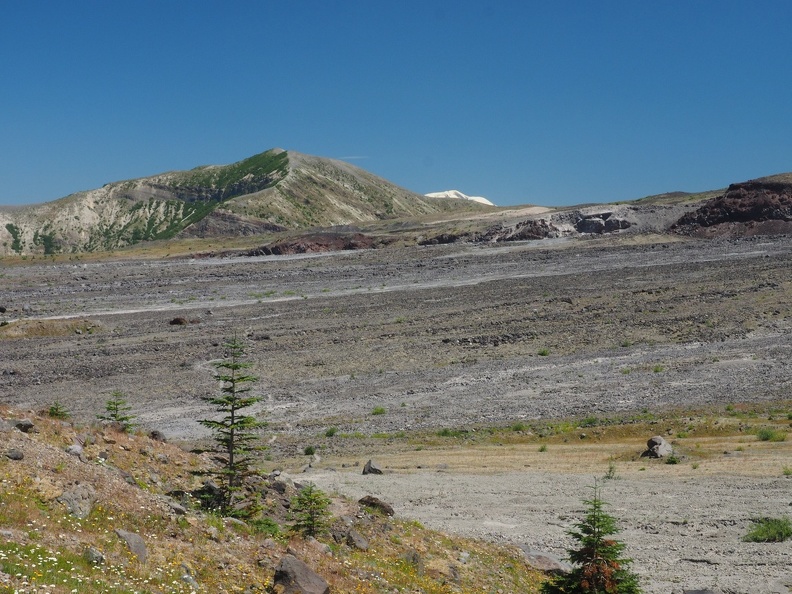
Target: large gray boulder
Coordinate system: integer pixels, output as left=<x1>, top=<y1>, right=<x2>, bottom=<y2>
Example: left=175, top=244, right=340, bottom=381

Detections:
left=115, top=529, right=147, bottom=564
left=272, top=555, right=329, bottom=594
left=57, top=484, right=96, bottom=519
left=641, top=435, right=673, bottom=458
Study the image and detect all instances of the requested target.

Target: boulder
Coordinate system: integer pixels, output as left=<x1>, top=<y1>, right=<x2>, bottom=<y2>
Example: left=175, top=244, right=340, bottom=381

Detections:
left=65, top=444, right=84, bottom=458
left=641, top=435, right=673, bottom=458
left=57, top=484, right=97, bottom=519
left=149, top=430, right=167, bottom=442
left=346, top=528, right=369, bottom=551
left=84, top=546, right=105, bottom=565
left=272, top=554, right=330, bottom=594
left=520, top=548, right=572, bottom=574
left=362, top=459, right=383, bottom=475
left=13, top=419, right=34, bottom=433
left=4, top=449, right=23, bottom=461
left=115, top=529, right=147, bottom=563
left=358, top=495, right=394, bottom=516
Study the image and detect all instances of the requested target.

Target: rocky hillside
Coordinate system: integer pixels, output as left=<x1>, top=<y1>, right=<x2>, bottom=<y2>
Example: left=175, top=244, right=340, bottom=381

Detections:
left=0, top=405, right=545, bottom=593
left=0, top=149, right=491, bottom=256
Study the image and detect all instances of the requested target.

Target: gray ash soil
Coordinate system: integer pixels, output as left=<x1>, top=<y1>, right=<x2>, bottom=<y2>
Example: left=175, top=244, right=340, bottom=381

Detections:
left=2, top=234, right=792, bottom=592
left=3, top=235, right=791, bottom=439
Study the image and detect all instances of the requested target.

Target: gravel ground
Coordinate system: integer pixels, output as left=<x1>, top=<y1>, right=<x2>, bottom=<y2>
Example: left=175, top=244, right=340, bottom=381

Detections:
left=308, top=468, right=792, bottom=594
left=2, top=233, right=792, bottom=592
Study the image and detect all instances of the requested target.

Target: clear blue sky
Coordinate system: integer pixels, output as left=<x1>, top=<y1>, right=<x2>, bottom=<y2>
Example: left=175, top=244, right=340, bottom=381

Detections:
left=2, top=1, right=791, bottom=207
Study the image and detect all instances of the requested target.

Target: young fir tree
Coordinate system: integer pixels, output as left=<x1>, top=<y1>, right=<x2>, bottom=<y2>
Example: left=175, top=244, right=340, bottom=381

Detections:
left=541, top=481, right=641, bottom=594
left=289, top=484, right=332, bottom=537
left=199, top=335, right=264, bottom=512
left=97, top=391, right=136, bottom=432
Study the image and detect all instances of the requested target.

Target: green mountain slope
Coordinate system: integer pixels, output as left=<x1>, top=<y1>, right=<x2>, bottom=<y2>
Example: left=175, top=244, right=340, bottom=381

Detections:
left=0, top=149, right=491, bottom=255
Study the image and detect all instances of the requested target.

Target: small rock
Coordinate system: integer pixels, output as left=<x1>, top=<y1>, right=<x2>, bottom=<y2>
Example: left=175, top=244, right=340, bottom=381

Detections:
left=346, top=529, right=369, bottom=551
left=4, top=449, right=23, bottom=461
left=84, top=546, right=105, bottom=565
left=358, top=495, right=394, bottom=516
left=65, top=444, right=83, bottom=458
left=169, top=317, right=188, bottom=326
left=169, top=501, right=187, bottom=515
left=149, top=430, right=167, bottom=442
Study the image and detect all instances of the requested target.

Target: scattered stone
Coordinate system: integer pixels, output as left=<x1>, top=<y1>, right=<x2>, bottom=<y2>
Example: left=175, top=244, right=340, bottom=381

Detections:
left=181, top=573, right=201, bottom=590
left=65, top=444, right=84, bottom=458
left=4, top=449, right=23, bottom=461
left=272, top=554, right=330, bottom=594
left=149, top=430, right=167, bottom=442
left=84, top=546, right=105, bottom=565
left=115, top=529, right=147, bottom=563
left=362, top=459, right=383, bottom=475
left=57, top=483, right=97, bottom=519
left=169, top=501, right=187, bottom=515
left=358, top=495, right=394, bottom=516
left=307, top=536, right=332, bottom=556
left=641, top=435, right=673, bottom=458
left=346, top=529, right=369, bottom=551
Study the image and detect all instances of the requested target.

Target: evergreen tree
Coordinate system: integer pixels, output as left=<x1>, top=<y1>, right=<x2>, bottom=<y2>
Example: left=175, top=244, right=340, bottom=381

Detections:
left=199, top=335, right=264, bottom=512
left=289, top=484, right=332, bottom=537
left=97, top=391, right=136, bottom=432
left=542, top=481, right=641, bottom=594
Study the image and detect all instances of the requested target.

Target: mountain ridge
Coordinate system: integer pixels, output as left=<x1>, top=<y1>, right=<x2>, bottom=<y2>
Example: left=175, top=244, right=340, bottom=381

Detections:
left=0, top=149, right=492, bottom=255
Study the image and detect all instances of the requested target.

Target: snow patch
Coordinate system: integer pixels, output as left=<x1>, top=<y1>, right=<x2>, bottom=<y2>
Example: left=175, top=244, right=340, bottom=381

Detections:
left=425, top=190, right=495, bottom=206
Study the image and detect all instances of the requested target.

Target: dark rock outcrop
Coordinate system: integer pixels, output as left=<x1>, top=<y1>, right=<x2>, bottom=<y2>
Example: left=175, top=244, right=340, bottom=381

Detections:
left=673, top=178, right=792, bottom=237
left=248, top=232, right=386, bottom=255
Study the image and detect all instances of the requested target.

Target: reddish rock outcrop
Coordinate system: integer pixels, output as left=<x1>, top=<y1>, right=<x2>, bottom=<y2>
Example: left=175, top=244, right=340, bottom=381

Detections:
left=673, top=179, right=792, bottom=237
left=247, top=232, right=389, bottom=255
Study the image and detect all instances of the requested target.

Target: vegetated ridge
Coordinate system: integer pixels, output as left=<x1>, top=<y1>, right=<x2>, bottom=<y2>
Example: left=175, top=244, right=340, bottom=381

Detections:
left=0, top=149, right=491, bottom=256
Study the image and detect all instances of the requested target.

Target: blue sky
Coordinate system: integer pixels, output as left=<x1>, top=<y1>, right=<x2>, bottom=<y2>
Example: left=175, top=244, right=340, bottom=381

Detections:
left=2, top=2, right=791, bottom=207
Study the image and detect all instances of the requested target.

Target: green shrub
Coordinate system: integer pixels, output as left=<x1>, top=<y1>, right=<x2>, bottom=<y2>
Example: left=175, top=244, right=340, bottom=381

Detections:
left=665, top=455, right=680, bottom=465
left=371, top=406, right=386, bottom=415
left=48, top=401, right=70, bottom=420
left=743, top=517, right=792, bottom=542
left=324, top=427, right=337, bottom=437
left=538, top=444, right=548, bottom=452
left=304, top=446, right=316, bottom=456
left=755, top=428, right=787, bottom=442
left=537, top=348, right=550, bottom=356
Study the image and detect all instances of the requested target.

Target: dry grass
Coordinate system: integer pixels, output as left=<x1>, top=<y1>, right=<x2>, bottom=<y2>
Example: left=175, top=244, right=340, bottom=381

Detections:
left=0, top=318, right=101, bottom=339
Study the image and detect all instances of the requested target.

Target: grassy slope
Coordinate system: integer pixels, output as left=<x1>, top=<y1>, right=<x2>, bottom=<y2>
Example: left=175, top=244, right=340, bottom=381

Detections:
left=0, top=405, right=544, bottom=594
